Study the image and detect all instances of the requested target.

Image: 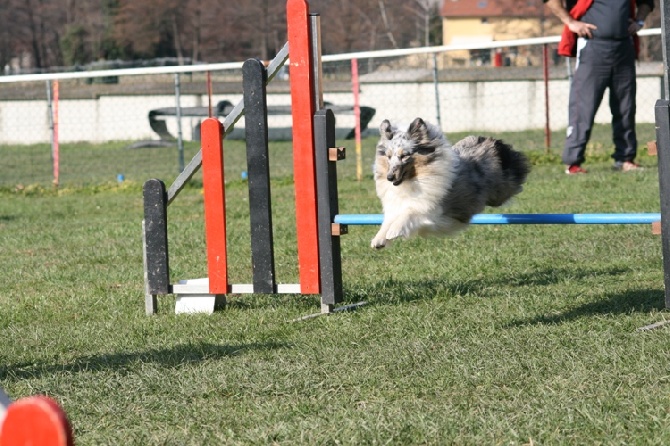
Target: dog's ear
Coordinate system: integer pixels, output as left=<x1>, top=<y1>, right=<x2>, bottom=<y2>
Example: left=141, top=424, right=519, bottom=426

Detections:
left=408, top=117, right=428, bottom=141
left=408, top=118, right=439, bottom=156
left=379, top=120, right=393, bottom=140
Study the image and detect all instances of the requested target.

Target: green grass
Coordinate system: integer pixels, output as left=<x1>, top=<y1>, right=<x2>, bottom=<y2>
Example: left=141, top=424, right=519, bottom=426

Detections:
left=2, top=124, right=670, bottom=445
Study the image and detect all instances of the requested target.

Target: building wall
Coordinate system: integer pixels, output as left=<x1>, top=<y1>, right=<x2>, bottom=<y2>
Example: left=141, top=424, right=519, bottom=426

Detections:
left=442, top=17, right=563, bottom=66
left=0, top=76, right=662, bottom=145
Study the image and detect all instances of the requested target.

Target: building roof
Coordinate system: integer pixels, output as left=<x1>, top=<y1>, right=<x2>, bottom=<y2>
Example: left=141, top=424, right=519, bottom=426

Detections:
left=441, top=0, right=549, bottom=18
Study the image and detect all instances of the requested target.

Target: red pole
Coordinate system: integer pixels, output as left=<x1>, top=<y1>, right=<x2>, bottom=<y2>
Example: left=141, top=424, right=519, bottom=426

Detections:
left=201, top=118, right=228, bottom=294
left=543, top=43, right=551, bottom=151
left=287, top=0, right=320, bottom=294
left=52, top=80, right=59, bottom=188
left=351, top=58, right=362, bottom=181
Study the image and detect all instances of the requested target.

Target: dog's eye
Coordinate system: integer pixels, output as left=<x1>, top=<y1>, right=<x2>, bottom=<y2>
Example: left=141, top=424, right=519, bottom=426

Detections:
left=400, top=154, right=409, bottom=160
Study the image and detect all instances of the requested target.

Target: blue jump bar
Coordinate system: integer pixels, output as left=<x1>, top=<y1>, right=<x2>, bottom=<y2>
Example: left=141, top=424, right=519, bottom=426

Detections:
left=334, top=213, right=661, bottom=225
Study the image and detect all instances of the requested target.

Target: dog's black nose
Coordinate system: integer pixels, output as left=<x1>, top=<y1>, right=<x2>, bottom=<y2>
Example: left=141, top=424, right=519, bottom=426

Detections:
left=387, top=173, right=395, bottom=182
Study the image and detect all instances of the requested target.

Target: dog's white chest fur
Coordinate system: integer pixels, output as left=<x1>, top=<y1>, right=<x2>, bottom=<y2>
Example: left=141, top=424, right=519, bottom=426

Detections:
left=372, top=147, right=468, bottom=248
left=376, top=152, right=454, bottom=216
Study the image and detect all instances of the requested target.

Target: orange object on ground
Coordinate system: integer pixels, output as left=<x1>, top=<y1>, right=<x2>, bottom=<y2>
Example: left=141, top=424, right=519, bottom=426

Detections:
left=1, top=396, right=73, bottom=446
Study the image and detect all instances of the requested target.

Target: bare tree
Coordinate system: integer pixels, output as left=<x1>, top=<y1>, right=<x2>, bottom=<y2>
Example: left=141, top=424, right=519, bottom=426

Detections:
left=378, top=0, right=398, bottom=48
left=0, top=0, right=15, bottom=68
left=0, top=0, right=482, bottom=69
left=404, top=0, right=443, bottom=46
left=114, top=0, right=187, bottom=60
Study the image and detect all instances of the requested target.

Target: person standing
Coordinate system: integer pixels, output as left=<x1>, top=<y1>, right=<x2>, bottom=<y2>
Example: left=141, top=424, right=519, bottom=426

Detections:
left=544, top=0, right=654, bottom=174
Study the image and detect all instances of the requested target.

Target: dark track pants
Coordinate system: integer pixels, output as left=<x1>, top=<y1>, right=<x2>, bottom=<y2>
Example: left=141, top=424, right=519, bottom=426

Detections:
left=562, top=38, right=637, bottom=166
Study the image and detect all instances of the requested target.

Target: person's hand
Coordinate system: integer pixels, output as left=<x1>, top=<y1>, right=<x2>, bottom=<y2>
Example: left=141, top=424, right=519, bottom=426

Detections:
left=628, top=18, right=644, bottom=35
left=567, top=19, right=597, bottom=38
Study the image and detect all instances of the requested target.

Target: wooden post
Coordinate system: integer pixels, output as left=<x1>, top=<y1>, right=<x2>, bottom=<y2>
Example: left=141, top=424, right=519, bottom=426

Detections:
left=314, top=109, right=345, bottom=311
left=655, top=100, right=670, bottom=308
left=142, top=179, right=170, bottom=314
left=655, top=0, right=670, bottom=307
left=201, top=118, right=228, bottom=295
left=243, top=58, right=276, bottom=294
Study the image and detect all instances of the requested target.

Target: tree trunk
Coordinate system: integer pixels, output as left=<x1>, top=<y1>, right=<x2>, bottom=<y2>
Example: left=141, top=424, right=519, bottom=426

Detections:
left=26, top=0, right=43, bottom=69
left=259, top=0, right=268, bottom=60
left=191, top=0, right=201, bottom=62
left=172, top=13, right=184, bottom=65
left=378, top=0, right=398, bottom=49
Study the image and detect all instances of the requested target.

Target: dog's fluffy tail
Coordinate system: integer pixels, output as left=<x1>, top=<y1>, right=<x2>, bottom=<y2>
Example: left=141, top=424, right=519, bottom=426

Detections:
left=489, top=137, right=530, bottom=206
left=452, top=136, right=530, bottom=207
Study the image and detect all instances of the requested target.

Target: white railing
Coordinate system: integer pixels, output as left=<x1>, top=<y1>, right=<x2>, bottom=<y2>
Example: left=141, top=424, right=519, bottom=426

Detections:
left=0, top=29, right=663, bottom=187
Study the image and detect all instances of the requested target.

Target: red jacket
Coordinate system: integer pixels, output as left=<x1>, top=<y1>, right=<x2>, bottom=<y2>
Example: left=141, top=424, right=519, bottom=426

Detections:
left=558, top=0, right=639, bottom=57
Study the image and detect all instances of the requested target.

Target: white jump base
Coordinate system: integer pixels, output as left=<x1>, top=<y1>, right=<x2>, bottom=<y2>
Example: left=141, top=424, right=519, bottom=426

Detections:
left=172, top=278, right=302, bottom=314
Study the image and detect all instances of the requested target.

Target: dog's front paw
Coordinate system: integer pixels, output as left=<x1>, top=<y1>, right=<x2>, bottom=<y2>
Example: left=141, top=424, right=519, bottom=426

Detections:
left=370, top=235, right=387, bottom=249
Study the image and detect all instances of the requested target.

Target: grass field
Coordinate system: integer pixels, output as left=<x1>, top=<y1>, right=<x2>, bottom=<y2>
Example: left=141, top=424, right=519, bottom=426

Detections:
left=2, top=124, right=670, bottom=445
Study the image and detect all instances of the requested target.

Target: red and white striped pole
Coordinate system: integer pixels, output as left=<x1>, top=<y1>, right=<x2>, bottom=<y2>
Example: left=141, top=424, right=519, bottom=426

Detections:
left=52, top=80, right=60, bottom=188
left=351, top=58, right=362, bottom=181
left=543, top=43, right=551, bottom=151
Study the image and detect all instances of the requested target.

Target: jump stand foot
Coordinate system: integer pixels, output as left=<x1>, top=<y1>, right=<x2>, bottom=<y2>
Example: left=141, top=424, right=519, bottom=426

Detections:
left=175, top=294, right=226, bottom=314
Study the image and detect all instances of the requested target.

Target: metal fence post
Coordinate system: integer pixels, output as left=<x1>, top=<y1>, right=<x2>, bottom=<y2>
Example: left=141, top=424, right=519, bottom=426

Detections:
left=46, top=80, right=55, bottom=162
left=174, top=73, right=185, bottom=173
left=432, top=53, right=442, bottom=130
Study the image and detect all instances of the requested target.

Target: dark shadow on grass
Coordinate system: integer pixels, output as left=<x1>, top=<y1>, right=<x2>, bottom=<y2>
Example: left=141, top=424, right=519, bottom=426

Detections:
left=225, top=294, right=318, bottom=311
left=493, top=266, right=630, bottom=288
left=505, top=288, right=665, bottom=328
left=350, top=266, right=633, bottom=306
left=344, top=276, right=490, bottom=307
left=0, top=340, right=289, bottom=381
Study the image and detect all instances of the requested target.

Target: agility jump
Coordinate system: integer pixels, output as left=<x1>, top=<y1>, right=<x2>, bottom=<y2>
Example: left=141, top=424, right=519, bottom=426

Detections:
left=143, top=0, right=347, bottom=315
left=142, top=0, right=670, bottom=315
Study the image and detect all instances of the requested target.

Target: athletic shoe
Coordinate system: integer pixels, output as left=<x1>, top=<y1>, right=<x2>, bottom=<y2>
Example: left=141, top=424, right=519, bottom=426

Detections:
left=613, top=161, right=642, bottom=172
left=565, top=164, right=588, bottom=175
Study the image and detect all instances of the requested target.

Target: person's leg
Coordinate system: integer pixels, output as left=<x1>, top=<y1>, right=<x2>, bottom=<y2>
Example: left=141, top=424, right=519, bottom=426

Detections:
left=562, top=40, right=609, bottom=167
left=609, top=41, right=637, bottom=163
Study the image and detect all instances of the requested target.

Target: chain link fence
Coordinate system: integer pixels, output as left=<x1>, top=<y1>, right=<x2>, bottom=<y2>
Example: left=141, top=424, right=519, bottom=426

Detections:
left=0, top=31, right=663, bottom=189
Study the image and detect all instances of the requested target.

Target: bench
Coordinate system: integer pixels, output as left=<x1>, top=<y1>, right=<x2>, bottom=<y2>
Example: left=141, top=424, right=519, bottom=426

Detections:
left=128, top=100, right=376, bottom=149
